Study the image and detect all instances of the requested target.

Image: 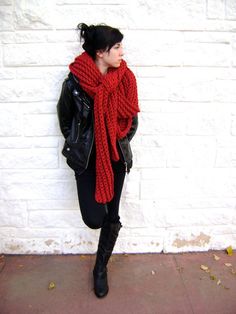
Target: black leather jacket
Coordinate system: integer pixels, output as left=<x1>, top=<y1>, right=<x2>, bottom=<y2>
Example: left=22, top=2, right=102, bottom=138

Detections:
left=57, top=72, right=138, bottom=174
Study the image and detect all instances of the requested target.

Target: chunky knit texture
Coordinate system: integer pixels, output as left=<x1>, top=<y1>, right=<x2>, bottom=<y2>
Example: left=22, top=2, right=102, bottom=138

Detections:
left=69, top=52, right=139, bottom=203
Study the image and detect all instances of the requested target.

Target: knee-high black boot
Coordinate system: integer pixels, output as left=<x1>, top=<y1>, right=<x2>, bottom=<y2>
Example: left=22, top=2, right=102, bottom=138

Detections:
left=93, top=220, right=122, bottom=298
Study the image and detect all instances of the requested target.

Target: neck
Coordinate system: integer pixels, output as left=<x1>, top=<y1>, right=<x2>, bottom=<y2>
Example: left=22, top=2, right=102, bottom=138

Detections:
left=95, top=59, right=108, bottom=75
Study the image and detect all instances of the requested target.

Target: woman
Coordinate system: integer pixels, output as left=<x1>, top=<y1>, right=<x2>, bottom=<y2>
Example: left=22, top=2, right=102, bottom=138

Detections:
left=57, top=23, right=139, bottom=298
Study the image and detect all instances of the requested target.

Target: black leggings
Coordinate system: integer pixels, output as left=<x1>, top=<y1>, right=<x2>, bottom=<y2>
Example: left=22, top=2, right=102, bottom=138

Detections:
left=74, top=149, right=126, bottom=229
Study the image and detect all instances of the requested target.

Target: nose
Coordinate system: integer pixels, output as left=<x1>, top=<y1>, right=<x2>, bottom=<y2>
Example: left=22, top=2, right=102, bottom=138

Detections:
left=120, top=47, right=124, bottom=57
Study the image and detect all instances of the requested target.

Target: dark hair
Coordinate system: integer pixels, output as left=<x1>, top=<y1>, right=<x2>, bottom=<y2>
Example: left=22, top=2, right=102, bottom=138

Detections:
left=77, top=23, right=123, bottom=60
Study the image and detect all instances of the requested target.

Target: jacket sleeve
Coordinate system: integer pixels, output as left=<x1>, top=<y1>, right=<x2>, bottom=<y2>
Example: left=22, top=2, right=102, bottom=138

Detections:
left=57, top=78, right=75, bottom=139
left=127, top=115, right=138, bottom=141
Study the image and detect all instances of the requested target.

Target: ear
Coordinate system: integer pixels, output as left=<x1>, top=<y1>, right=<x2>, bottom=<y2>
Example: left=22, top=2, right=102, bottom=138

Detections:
left=96, top=50, right=104, bottom=58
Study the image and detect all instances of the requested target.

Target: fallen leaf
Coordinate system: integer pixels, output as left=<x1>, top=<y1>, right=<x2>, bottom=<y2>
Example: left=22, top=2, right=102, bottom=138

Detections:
left=48, top=282, right=56, bottom=290
left=151, top=270, right=155, bottom=275
left=224, top=263, right=232, bottom=267
left=210, top=274, right=217, bottom=281
left=226, top=246, right=233, bottom=256
left=231, top=269, right=236, bottom=275
left=217, top=279, right=221, bottom=286
left=200, top=265, right=210, bottom=272
left=213, top=254, right=220, bottom=261
left=177, top=266, right=184, bottom=273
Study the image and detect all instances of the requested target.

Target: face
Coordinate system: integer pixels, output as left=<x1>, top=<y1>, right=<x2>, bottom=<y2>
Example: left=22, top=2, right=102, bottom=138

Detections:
left=97, top=42, right=124, bottom=69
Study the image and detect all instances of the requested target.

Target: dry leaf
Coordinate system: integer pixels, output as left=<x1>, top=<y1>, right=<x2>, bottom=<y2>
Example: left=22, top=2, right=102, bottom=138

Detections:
left=210, top=274, right=217, bottom=281
left=151, top=270, right=155, bottom=275
left=213, top=254, right=220, bottom=261
left=226, top=246, right=233, bottom=256
left=224, top=263, right=232, bottom=267
left=177, top=266, right=184, bottom=273
left=217, top=279, right=221, bottom=286
left=48, top=282, right=56, bottom=290
left=231, top=269, right=236, bottom=275
left=200, top=265, right=209, bottom=272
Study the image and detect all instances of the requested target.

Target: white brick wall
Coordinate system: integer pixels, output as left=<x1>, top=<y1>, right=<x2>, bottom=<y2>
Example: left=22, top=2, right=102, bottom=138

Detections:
left=0, top=0, right=236, bottom=254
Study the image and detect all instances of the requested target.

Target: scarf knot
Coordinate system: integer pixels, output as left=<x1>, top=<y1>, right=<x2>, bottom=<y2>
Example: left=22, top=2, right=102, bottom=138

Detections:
left=69, top=52, right=139, bottom=203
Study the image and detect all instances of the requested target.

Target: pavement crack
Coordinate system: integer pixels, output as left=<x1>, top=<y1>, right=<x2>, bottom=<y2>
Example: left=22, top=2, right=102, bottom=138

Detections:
left=173, top=255, right=195, bottom=314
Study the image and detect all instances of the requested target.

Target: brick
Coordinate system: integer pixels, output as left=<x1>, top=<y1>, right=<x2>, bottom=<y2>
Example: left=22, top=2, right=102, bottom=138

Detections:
left=0, top=6, right=14, bottom=31
left=120, top=200, right=149, bottom=228
left=164, top=227, right=212, bottom=253
left=185, top=113, right=230, bottom=136
left=210, top=233, right=236, bottom=250
left=27, top=199, right=79, bottom=211
left=183, top=31, right=231, bottom=43
left=128, top=0, right=206, bottom=30
left=207, top=0, right=225, bottom=19
left=0, top=79, right=46, bottom=102
left=2, top=180, right=77, bottom=200
left=0, top=148, right=58, bottom=169
left=118, top=227, right=164, bottom=253
left=137, top=77, right=169, bottom=100
left=1, top=30, right=77, bottom=44
left=14, top=0, right=54, bottom=30
left=152, top=208, right=235, bottom=228
left=183, top=42, right=231, bottom=67
left=1, top=237, right=62, bottom=254
left=225, top=0, right=236, bottom=20
left=166, top=136, right=216, bottom=168
left=231, top=116, right=236, bottom=135
left=139, top=112, right=185, bottom=135
left=22, top=102, right=56, bottom=114
left=0, top=200, right=27, bottom=227
left=62, top=228, right=98, bottom=254
left=215, top=147, right=236, bottom=167
left=3, top=43, right=78, bottom=67
left=23, top=114, right=60, bottom=136
left=125, top=30, right=183, bottom=66
left=133, top=147, right=166, bottom=168
left=0, top=103, right=21, bottom=136
left=122, top=172, right=140, bottom=199
left=29, top=210, right=84, bottom=228
left=0, top=68, right=15, bottom=79
left=1, top=168, right=73, bottom=183
left=214, top=80, right=236, bottom=102
left=0, top=137, right=58, bottom=149
left=55, top=4, right=130, bottom=29
left=0, top=0, right=12, bottom=4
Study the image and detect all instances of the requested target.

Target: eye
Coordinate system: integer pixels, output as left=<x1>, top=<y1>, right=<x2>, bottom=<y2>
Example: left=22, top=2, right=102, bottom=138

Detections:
left=114, top=43, right=122, bottom=49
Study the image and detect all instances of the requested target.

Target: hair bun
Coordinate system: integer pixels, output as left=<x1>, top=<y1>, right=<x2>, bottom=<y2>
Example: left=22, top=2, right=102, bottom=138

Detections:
left=77, top=23, right=95, bottom=42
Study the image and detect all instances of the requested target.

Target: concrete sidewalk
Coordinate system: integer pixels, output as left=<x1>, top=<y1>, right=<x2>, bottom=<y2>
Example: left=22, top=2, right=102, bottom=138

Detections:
left=0, top=251, right=236, bottom=314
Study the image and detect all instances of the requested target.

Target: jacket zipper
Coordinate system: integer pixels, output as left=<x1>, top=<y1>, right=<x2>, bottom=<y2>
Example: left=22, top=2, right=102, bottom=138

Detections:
left=75, top=122, right=80, bottom=143
left=85, top=126, right=94, bottom=169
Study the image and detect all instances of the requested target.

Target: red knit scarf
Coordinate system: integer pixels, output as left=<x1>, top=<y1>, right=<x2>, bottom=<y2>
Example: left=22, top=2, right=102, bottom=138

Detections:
left=69, top=52, right=139, bottom=203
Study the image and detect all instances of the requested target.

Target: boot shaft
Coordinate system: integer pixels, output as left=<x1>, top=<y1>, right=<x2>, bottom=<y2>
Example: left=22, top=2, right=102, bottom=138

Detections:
left=95, top=221, right=122, bottom=271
